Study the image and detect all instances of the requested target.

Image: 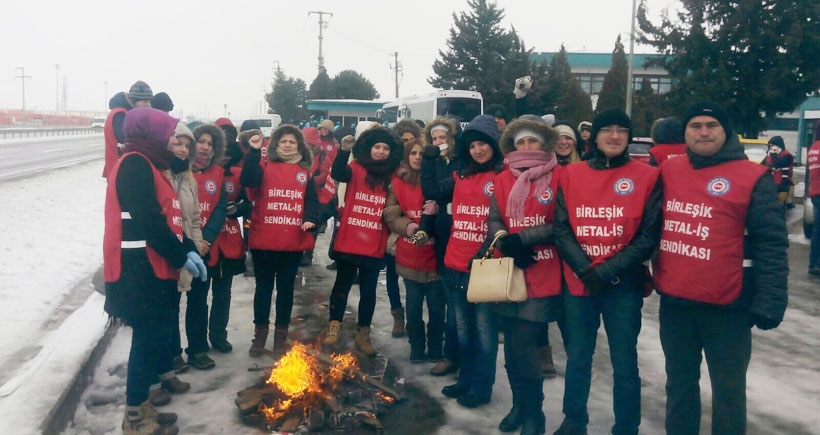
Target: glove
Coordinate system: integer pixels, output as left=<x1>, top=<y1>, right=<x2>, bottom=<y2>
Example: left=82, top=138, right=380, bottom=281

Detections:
left=579, top=267, right=608, bottom=297
left=410, top=230, right=429, bottom=246
left=422, top=200, right=438, bottom=215
left=495, top=234, right=524, bottom=257
left=749, top=313, right=780, bottom=330
left=341, top=135, right=356, bottom=151
left=406, top=222, right=419, bottom=237
left=184, top=251, right=208, bottom=282
left=422, top=145, right=441, bottom=159
left=512, top=248, right=537, bottom=269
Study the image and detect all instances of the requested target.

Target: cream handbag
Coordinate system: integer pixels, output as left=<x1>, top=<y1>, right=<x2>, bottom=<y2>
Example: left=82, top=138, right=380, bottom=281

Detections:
left=467, top=232, right=528, bottom=303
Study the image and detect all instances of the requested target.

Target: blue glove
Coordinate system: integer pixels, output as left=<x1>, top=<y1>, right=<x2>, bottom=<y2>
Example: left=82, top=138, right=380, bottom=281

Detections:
left=184, top=251, right=208, bottom=282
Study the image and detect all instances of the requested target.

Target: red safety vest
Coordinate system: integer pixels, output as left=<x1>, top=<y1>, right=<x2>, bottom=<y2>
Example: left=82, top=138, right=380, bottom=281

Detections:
left=444, top=171, right=496, bottom=273
left=560, top=160, right=659, bottom=296
left=647, top=143, right=687, bottom=166
left=333, top=162, right=390, bottom=258
left=102, top=107, right=128, bottom=178
left=809, top=141, right=820, bottom=198
left=391, top=176, right=437, bottom=272
left=763, top=149, right=794, bottom=185
left=208, top=167, right=246, bottom=266
left=104, top=152, right=183, bottom=281
left=248, top=162, right=315, bottom=252
left=492, top=168, right=562, bottom=298
left=318, top=174, right=337, bottom=205
left=193, top=165, right=225, bottom=230
left=653, top=158, right=766, bottom=304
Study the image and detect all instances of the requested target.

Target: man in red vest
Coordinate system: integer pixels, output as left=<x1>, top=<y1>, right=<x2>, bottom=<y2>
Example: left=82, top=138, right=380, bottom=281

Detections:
left=102, top=81, right=153, bottom=179
left=653, top=101, right=788, bottom=435
left=554, top=108, right=662, bottom=435
left=808, top=122, right=820, bottom=275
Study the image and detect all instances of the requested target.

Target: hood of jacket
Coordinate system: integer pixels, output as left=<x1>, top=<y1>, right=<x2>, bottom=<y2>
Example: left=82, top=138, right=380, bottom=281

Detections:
left=456, top=114, right=503, bottom=173
left=192, top=123, right=226, bottom=170
left=109, top=91, right=131, bottom=110
left=423, top=117, right=457, bottom=159
left=267, top=124, right=313, bottom=170
left=499, top=117, right=558, bottom=154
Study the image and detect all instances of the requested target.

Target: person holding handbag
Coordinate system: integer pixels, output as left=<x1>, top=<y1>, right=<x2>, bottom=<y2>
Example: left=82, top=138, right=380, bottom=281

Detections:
left=421, top=114, right=503, bottom=408
left=487, top=116, right=563, bottom=435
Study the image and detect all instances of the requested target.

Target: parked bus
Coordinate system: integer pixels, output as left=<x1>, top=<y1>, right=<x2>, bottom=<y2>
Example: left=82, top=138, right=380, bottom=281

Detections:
left=246, top=113, right=282, bottom=137
left=378, top=90, right=483, bottom=128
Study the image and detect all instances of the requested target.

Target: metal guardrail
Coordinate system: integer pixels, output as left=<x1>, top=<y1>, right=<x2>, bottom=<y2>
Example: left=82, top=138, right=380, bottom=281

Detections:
left=0, top=127, right=101, bottom=139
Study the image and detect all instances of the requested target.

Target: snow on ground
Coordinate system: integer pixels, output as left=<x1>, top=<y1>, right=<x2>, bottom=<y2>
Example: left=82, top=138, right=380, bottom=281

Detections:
left=1, top=159, right=820, bottom=434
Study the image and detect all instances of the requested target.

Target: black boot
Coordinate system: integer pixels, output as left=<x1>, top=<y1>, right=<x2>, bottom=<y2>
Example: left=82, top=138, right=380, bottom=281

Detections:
left=499, top=365, right=524, bottom=432
left=520, top=378, right=545, bottom=435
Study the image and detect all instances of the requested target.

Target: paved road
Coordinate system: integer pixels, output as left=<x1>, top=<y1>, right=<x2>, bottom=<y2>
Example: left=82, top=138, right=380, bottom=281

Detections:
left=0, top=135, right=103, bottom=181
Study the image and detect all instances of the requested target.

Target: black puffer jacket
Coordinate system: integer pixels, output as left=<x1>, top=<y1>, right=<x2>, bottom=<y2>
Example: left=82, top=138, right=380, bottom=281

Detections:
left=554, top=148, right=663, bottom=284
left=661, top=136, right=789, bottom=325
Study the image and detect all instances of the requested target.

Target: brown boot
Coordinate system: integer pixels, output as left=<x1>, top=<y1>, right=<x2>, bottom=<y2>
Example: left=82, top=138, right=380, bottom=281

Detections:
left=538, top=345, right=557, bottom=378
left=323, top=320, right=343, bottom=346
left=122, top=402, right=179, bottom=435
left=273, top=326, right=289, bottom=351
left=160, top=376, right=190, bottom=394
left=430, top=359, right=458, bottom=376
left=391, top=308, right=406, bottom=338
left=249, top=325, right=269, bottom=357
left=140, top=400, right=178, bottom=426
left=355, top=326, right=376, bottom=357
left=148, top=388, right=171, bottom=407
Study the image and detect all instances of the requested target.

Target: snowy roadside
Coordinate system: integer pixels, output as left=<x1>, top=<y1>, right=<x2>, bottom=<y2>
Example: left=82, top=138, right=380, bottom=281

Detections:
left=0, top=132, right=101, bottom=146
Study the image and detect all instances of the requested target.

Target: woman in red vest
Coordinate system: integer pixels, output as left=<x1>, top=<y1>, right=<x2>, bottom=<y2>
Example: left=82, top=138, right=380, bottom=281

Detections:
left=488, top=116, right=563, bottom=434
left=103, top=107, right=206, bottom=434
left=322, top=127, right=402, bottom=357
left=421, top=114, right=503, bottom=409
left=241, top=125, right=320, bottom=356
left=384, top=138, right=444, bottom=363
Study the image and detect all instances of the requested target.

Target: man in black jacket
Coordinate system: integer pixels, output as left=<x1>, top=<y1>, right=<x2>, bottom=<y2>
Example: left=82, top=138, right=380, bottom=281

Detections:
left=653, top=101, right=788, bottom=435
left=553, top=108, right=662, bottom=435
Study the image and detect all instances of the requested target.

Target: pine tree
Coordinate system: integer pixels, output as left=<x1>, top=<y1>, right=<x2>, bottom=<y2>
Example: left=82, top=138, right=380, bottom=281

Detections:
left=429, top=0, right=531, bottom=108
left=332, top=70, right=379, bottom=100
left=596, top=35, right=628, bottom=113
left=638, top=0, right=820, bottom=137
left=266, top=69, right=308, bottom=124
left=308, top=68, right=333, bottom=100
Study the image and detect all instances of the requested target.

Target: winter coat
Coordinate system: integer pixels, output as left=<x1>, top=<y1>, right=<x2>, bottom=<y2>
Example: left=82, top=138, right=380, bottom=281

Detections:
left=384, top=174, right=440, bottom=284
left=168, top=163, right=203, bottom=253
left=191, top=124, right=229, bottom=257
left=659, top=136, right=788, bottom=325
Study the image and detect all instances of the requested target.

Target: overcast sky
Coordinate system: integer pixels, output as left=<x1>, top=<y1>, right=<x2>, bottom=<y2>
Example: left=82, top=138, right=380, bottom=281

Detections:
left=0, top=0, right=677, bottom=121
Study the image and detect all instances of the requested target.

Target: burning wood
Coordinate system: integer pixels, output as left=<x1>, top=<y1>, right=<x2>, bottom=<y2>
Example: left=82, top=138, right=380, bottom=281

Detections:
left=236, top=342, right=401, bottom=433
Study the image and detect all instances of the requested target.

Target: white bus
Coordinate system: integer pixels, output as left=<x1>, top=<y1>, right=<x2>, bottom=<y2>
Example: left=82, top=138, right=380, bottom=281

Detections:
left=378, top=90, right=483, bottom=128
left=246, top=113, right=282, bottom=138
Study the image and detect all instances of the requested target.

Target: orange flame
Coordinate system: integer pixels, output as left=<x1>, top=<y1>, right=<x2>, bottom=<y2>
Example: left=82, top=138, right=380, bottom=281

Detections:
left=375, top=391, right=395, bottom=403
left=326, top=352, right=358, bottom=388
left=267, top=343, right=323, bottom=398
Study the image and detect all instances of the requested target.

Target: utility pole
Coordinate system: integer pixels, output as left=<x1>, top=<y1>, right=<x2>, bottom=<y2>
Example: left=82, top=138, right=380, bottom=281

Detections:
left=625, top=0, right=637, bottom=117
left=390, top=52, right=402, bottom=98
left=55, top=64, right=60, bottom=122
left=15, top=67, right=31, bottom=125
left=308, top=11, right=333, bottom=73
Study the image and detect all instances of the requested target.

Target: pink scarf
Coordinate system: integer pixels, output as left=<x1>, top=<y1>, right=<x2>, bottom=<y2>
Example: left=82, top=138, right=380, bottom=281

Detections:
left=505, top=150, right=557, bottom=220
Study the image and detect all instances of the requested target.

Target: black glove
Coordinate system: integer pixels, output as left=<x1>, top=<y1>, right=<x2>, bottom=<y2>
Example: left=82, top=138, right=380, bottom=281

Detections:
left=749, top=313, right=780, bottom=330
left=512, top=248, right=537, bottom=269
left=423, top=145, right=441, bottom=159
left=579, top=267, right=609, bottom=297
left=495, top=234, right=524, bottom=257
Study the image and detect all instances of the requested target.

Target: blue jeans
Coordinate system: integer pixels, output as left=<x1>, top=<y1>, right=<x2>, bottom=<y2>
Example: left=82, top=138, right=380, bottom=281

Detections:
left=810, top=196, right=820, bottom=268
left=404, top=279, right=446, bottom=357
left=385, top=254, right=403, bottom=310
left=562, top=282, right=643, bottom=435
left=442, top=267, right=498, bottom=399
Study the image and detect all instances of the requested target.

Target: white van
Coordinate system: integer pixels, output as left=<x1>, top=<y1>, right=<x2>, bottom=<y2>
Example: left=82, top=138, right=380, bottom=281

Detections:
left=91, top=116, right=106, bottom=130
left=247, top=114, right=282, bottom=138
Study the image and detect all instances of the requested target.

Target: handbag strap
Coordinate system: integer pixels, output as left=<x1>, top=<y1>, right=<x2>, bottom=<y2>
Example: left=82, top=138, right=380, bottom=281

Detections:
left=485, top=231, right=507, bottom=259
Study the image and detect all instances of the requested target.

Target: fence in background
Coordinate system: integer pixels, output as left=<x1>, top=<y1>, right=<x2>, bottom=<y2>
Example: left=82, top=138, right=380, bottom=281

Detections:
left=0, top=127, right=101, bottom=139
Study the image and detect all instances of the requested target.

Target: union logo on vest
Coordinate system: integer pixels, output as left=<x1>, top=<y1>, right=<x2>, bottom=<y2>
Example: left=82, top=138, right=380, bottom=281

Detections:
left=483, top=181, right=494, bottom=197
left=537, top=187, right=554, bottom=205
left=707, top=177, right=731, bottom=196
left=205, top=180, right=217, bottom=194
left=614, top=178, right=635, bottom=196
left=296, top=171, right=308, bottom=185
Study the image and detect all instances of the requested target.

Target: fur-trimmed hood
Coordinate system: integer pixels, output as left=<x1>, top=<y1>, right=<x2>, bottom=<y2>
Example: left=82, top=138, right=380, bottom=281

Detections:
left=266, top=124, right=313, bottom=170
left=499, top=117, right=558, bottom=154
left=192, top=123, right=226, bottom=170
left=352, top=127, right=403, bottom=167
left=392, top=119, right=422, bottom=141
left=423, top=117, right=457, bottom=159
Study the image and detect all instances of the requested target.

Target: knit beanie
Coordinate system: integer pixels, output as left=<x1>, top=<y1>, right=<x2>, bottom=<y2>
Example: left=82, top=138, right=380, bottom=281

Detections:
left=174, top=122, right=195, bottom=143
left=319, top=119, right=335, bottom=133
left=240, top=119, right=260, bottom=132
left=651, top=117, right=684, bottom=144
left=127, top=80, right=153, bottom=103
left=681, top=101, right=732, bottom=137
left=591, top=108, right=632, bottom=140
left=151, top=92, right=173, bottom=112
left=485, top=104, right=510, bottom=122
left=554, top=124, right=577, bottom=143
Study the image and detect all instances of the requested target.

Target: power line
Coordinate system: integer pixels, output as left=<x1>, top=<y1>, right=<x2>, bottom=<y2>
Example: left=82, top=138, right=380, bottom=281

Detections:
left=390, top=52, right=403, bottom=98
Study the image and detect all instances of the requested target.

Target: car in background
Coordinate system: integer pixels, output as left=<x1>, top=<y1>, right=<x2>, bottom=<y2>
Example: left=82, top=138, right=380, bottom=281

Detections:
left=628, top=138, right=653, bottom=165
left=91, top=116, right=105, bottom=130
left=738, top=135, right=769, bottom=164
